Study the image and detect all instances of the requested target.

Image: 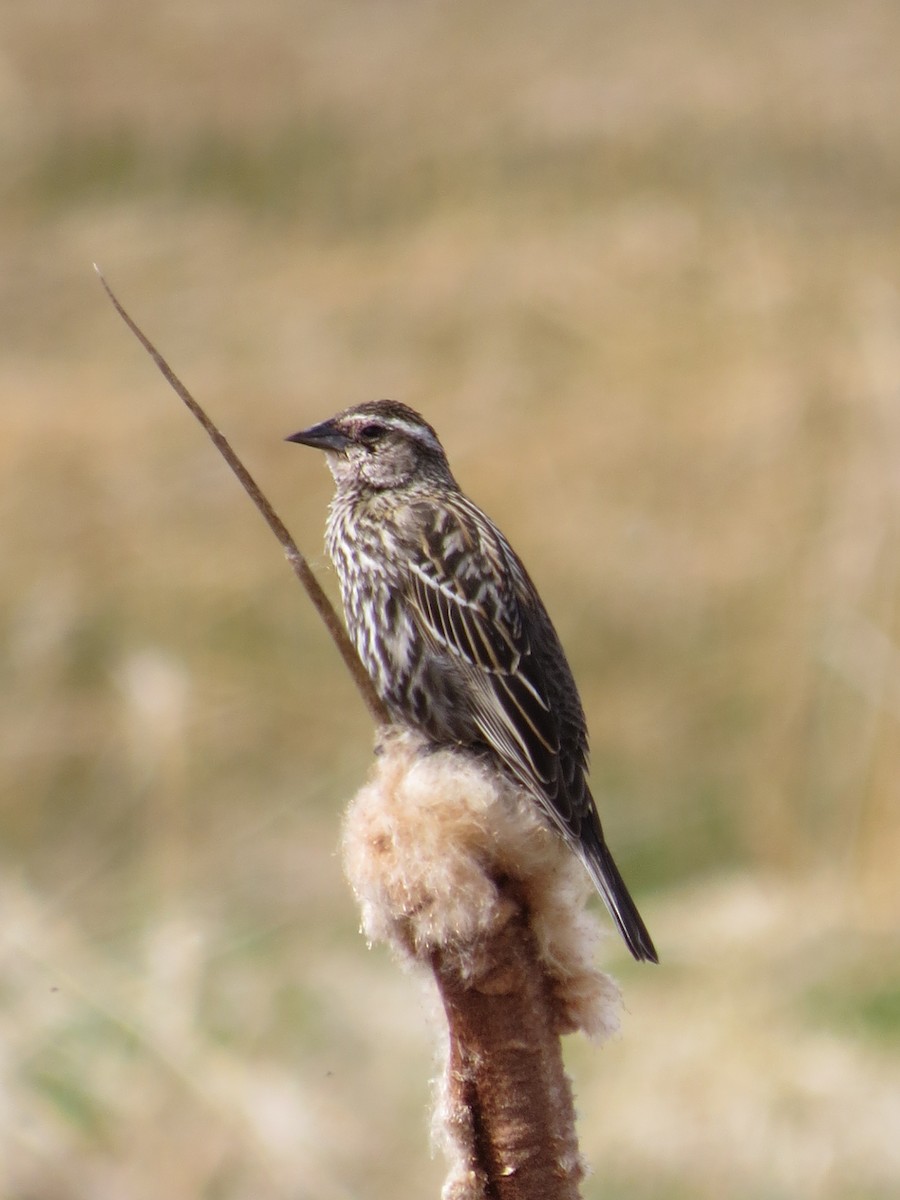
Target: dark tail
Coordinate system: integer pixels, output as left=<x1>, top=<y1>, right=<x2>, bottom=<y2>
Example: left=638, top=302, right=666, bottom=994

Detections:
left=579, top=824, right=658, bottom=963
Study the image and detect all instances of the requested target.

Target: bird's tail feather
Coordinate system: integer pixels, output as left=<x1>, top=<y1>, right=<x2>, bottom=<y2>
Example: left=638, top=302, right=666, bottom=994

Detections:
left=579, top=827, right=658, bottom=963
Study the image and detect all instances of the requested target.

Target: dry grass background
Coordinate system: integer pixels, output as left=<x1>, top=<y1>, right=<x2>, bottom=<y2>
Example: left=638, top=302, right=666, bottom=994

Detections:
left=2, top=1, right=900, bottom=1197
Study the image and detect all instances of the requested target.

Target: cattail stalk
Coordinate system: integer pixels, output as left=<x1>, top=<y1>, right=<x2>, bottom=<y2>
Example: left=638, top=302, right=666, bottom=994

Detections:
left=343, top=731, right=619, bottom=1199
left=99, top=273, right=620, bottom=1198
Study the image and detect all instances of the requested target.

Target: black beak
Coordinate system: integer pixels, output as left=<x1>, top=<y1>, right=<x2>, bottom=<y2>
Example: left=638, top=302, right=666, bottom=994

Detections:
left=285, top=419, right=352, bottom=452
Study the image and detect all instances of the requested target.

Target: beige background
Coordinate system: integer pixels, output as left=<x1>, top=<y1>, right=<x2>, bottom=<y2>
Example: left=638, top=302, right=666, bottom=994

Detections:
left=2, top=2, right=899, bottom=1197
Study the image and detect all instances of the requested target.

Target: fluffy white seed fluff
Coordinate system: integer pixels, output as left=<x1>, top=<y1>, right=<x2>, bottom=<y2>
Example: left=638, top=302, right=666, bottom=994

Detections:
left=341, top=729, right=620, bottom=1041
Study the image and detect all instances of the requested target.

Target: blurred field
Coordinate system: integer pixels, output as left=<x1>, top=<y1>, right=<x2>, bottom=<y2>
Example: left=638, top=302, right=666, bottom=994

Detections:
left=2, top=1, right=900, bottom=1197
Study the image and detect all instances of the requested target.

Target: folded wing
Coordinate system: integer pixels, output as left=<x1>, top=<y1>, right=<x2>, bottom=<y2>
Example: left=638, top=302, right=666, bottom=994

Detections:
left=404, top=503, right=573, bottom=823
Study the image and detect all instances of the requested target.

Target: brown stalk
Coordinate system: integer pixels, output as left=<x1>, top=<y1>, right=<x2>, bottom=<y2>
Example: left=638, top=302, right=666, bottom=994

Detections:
left=99, top=271, right=594, bottom=1199
left=433, top=888, right=583, bottom=1200
left=95, top=266, right=389, bottom=727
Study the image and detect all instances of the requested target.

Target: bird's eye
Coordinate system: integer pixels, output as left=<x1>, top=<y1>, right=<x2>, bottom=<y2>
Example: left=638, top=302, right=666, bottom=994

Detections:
left=357, top=422, right=386, bottom=443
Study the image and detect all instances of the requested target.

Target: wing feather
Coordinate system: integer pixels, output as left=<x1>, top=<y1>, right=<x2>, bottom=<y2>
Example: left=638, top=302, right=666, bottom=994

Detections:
left=405, top=508, right=562, bottom=802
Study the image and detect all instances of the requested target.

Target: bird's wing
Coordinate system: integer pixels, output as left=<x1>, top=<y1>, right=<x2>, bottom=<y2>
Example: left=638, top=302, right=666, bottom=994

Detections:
left=404, top=501, right=566, bottom=808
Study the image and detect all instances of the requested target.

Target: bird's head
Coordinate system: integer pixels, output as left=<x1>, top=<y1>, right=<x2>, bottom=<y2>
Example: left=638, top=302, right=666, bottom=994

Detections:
left=286, top=400, right=453, bottom=491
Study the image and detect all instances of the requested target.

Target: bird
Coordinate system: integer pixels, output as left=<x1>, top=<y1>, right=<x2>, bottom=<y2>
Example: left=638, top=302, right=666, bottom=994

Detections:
left=287, top=400, right=658, bottom=963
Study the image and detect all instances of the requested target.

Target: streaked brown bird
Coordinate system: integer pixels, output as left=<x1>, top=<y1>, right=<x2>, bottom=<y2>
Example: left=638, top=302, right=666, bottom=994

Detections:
left=287, top=400, right=657, bottom=962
